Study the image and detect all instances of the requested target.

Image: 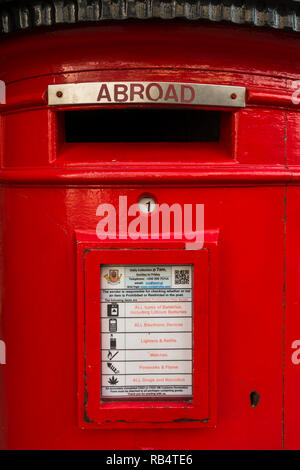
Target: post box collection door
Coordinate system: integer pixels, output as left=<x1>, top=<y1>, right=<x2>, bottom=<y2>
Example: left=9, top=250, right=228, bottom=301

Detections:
left=0, top=7, right=300, bottom=449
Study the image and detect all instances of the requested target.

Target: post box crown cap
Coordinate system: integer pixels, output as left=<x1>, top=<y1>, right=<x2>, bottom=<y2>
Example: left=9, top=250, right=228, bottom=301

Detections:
left=0, top=0, right=300, bottom=34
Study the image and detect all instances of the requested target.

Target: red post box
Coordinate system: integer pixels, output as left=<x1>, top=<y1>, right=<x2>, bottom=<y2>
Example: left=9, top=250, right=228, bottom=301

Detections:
left=0, top=0, right=300, bottom=450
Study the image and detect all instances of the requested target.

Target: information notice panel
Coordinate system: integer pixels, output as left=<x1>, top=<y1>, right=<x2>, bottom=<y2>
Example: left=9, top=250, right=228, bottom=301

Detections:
left=100, top=264, right=193, bottom=400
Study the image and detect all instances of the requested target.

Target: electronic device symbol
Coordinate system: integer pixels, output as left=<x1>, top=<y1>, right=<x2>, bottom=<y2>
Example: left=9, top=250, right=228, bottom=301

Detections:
left=109, top=318, right=117, bottom=332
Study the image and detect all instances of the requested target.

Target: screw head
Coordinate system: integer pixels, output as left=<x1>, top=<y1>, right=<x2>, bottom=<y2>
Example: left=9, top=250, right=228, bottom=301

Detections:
left=56, top=91, right=63, bottom=98
left=231, top=93, right=237, bottom=100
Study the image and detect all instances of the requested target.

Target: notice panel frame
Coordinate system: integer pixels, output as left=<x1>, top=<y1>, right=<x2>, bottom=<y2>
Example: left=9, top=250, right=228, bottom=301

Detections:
left=77, top=236, right=218, bottom=429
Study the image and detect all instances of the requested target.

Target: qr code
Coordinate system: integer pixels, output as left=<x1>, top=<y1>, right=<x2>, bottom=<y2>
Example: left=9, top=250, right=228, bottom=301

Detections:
left=174, top=269, right=190, bottom=285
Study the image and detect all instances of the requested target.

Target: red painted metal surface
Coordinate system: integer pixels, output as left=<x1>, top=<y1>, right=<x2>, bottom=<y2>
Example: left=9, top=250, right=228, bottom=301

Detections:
left=0, top=20, right=299, bottom=449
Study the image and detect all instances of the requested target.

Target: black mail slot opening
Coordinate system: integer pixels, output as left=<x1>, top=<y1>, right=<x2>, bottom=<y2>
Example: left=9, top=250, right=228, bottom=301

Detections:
left=64, top=108, right=221, bottom=143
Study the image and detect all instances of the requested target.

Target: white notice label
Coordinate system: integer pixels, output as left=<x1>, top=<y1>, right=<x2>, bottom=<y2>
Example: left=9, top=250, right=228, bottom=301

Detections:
left=101, top=264, right=193, bottom=400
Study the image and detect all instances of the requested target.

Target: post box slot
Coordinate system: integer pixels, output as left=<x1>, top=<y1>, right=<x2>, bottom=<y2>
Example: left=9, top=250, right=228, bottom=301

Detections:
left=64, top=108, right=221, bottom=143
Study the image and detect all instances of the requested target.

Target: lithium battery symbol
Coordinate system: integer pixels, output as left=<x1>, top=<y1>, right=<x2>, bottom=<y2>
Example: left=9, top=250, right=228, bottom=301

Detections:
left=107, top=303, right=119, bottom=316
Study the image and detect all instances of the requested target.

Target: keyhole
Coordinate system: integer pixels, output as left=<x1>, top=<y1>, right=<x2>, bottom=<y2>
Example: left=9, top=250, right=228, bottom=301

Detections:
left=250, top=391, right=260, bottom=408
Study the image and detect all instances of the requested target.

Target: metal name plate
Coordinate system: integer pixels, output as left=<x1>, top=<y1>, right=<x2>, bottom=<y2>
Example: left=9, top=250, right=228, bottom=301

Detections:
left=48, top=82, right=246, bottom=107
